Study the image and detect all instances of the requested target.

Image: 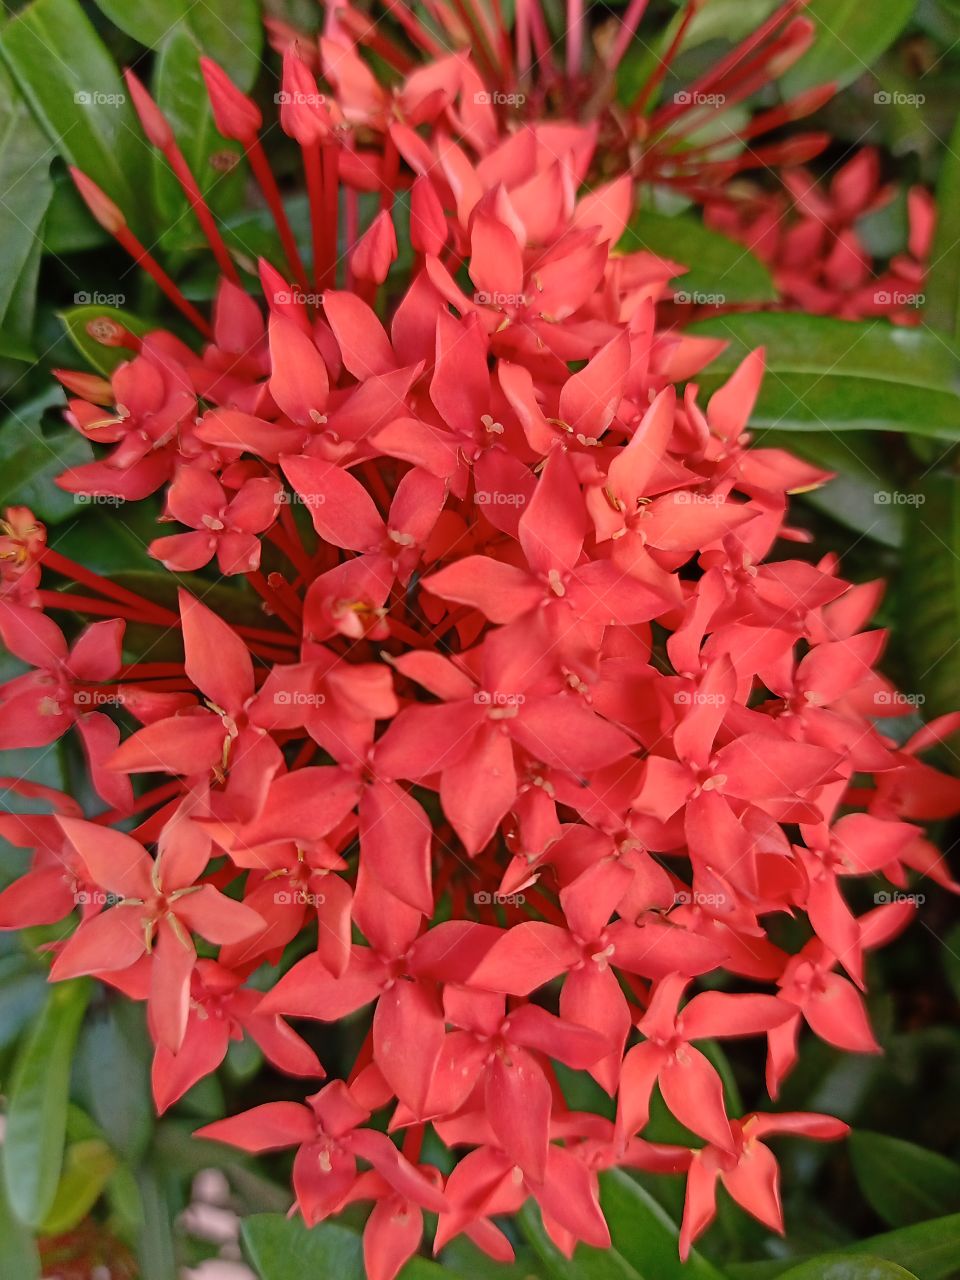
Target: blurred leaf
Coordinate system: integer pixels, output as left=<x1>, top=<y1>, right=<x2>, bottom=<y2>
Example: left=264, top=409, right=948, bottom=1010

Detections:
left=0, top=62, right=53, bottom=326
left=0, top=1151, right=40, bottom=1280
left=754, top=429, right=901, bottom=547
left=778, top=1258, right=918, bottom=1280
left=0, top=961, right=47, bottom=1050
left=688, top=313, right=960, bottom=439
left=0, top=391, right=93, bottom=523
left=521, top=1170, right=728, bottom=1280
left=241, top=1213, right=446, bottom=1279
left=900, top=472, right=960, bottom=717
left=0, top=0, right=150, bottom=234
left=40, top=1136, right=118, bottom=1236
left=441, top=1237, right=548, bottom=1277
left=3, top=978, right=90, bottom=1228
left=91, top=0, right=262, bottom=88
left=77, top=1000, right=154, bottom=1163
left=925, top=111, right=960, bottom=340
left=136, top=1163, right=177, bottom=1280
left=624, top=212, right=776, bottom=303
left=781, top=0, right=916, bottom=94
left=850, top=1132, right=960, bottom=1227
left=848, top=1215, right=960, bottom=1279
left=58, top=302, right=153, bottom=374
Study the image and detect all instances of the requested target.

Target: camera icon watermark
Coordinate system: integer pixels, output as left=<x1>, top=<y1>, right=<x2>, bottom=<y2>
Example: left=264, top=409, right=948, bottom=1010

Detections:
left=74, top=690, right=123, bottom=708
left=274, top=888, right=326, bottom=906
left=473, top=890, right=526, bottom=905
left=274, top=90, right=326, bottom=107
left=874, top=90, right=925, bottom=106
left=873, top=490, right=925, bottom=506
left=474, top=690, right=525, bottom=707
left=674, top=290, right=726, bottom=307
left=74, top=494, right=126, bottom=507
left=273, top=690, right=327, bottom=706
left=673, top=90, right=725, bottom=107
left=74, top=90, right=126, bottom=107
left=873, top=690, right=925, bottom=708
left=74, top=291, right=126, bottom=307
left=874, top=290, right=924, bottom=307
left=473, top=90, right=526, bottom=107
left=874, top=890, right=925, bottom=905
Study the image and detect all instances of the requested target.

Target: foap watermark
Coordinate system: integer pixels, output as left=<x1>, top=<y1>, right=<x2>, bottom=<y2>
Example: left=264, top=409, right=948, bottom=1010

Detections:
left=874, top=90, right=926, bottom=106
left=874, top=890, right=925, bottom=906
left=674, top=689, right=727, bottom=706
left=875, top=289, right=924, bottom=308
left=74, top=493, right=125, bottom=507
left=274, top=90, right=326, bottom=107
left=673, top=490, right=726, bottom=506
left=474, top=490, right=527, bottom=508
left=674, top=290, right=726, bottom=307
left=273, top=289, right=324, bottom=307
left=74, top=291, right=126, bottom=307
left=475, top=689, right=525, bottom=707
left=874, top=490, right=925, bottom=506
left=475, top=290, right=527, bottom=307
left=75, top=889, right=122, bottom=907
left=474, top=890, right=526, bottom=905
left=474, top=90, right=526, bottom=107
left=673, top=890, right=728, bottom=908
left=673, top=90, right=725, bottom=107
left=873, top=690, right=925, bottom=709
left=273, top=690, right=327, bottom=707
left=75, top=89, right=126, bottom=107
left=74, top=690, right=123, bottom=708
left=278, top=490, right=326, bottom=508
left=274, top=888, right=326, bottom=906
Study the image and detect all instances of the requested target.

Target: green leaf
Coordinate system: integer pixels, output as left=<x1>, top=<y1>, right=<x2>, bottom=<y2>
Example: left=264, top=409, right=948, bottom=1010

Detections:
left=623, top=211, right=777, bottom=304
left=76, top=1001, right=154, bottom=1163
left=850, top=1132, right=960, bottom=1228
left=925, top=111, right=960, bottom=340
left=687, top=313, right=960, bottom=439
left=151, top=28, right=246, bottom=245
left=0, top=62, right=54, bottom=328
left=0, top=1151, right=40, bottom=1280
left=848, top=1215, right=960, bottom=1279
left=521, top=1170, right=728, bottom=1280
left=781, top=0, right=916, bottom=94
left=0, top=0, right=150, bottom=234
left=900, top=472, right=960, bottom=717
left=777, top=1258, right=919, bottom=1280
left=3, top=979, right=90, bottom=1228
left=58, top=302, right=153, bottom=374
left=241, top=1213, right=447, bottom=1279
left=91, top=0, right=262, bottom=89
left=754, top=429, right=901, bottom=547
left=0, top=392, right=94, bottom=524
left=40, top=1137, right=117, bottom=1236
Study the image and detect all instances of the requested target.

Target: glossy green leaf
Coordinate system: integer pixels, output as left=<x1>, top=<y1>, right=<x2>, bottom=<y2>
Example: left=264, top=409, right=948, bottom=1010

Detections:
left=58, top=302, right=153, bottom=375
left=76, top=1001, right=154, bottom=1163
left=778, top=1257, right=918, bottom=1280
left=0, top=394, right=94, bottom=524
left=623, top=212, right=776, bottom=303
left=900, top=472, right=960, bottom=717
left=781, top=0, right=916, bottom=94
left=0, top=0, right=150, bottom=233
left=0, top=1152, right=40, bottom=1280
left=3, top=979, right=90, bottom=1228
left=850, top=1132, right=960, bottom=1227
left=925, top=111, right=960, bottom=340
left=151, top=28, right=246, bottom=246
left=0, top=62, right=53, bottom=328
left=242, top=1213, right=446, bottom=1279
left=754, top=429, right=901, bottom=547
left=688, top=313, right=960, bottom=439
left=848, top=1215, right=960, bottom=1279
left=521, top=1170, right=728, bottom=1280
left=91, top=0, right=262, bottom=89
left=40, top=1137, right=117, bottom=1236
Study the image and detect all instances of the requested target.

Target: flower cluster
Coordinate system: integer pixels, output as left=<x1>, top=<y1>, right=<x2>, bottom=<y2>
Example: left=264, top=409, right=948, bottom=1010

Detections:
left=705, top=148, right=935, bottom=323
left=0, top=27, right=957, bottom=1280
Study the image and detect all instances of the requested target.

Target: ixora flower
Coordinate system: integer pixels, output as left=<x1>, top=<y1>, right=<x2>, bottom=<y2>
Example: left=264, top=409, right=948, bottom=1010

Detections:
left=0, top=26, right=957, bottom=1280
